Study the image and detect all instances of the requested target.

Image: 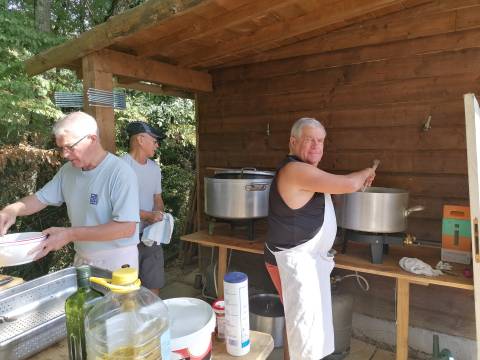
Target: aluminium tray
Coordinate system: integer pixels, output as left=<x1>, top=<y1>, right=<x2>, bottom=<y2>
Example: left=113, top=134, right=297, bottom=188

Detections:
left=0, top=266, right=110, bottom=360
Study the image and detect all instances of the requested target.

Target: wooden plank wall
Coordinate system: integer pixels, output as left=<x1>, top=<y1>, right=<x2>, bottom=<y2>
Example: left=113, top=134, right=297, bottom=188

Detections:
left=197, top=1, right=480, bottom=244
left=196, top=0, right=478, bottom=341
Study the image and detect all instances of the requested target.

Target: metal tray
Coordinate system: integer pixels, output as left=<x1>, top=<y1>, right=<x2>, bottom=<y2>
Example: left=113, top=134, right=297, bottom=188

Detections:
left=0, top=266, right=111, bottom=360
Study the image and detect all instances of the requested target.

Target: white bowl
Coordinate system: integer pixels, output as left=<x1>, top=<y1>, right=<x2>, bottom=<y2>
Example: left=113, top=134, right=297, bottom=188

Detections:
left=0, top=232, right=47, bottom=267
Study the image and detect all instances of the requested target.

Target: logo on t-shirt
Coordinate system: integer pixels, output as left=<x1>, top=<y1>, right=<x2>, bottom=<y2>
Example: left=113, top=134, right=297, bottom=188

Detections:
left=89, top=193, right=98, bottom=205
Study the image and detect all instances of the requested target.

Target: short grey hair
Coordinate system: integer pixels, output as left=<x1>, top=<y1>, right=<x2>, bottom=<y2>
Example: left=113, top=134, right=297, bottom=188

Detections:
left=290, top=117, right=325, bottom=138
left=53, top=111, right=99, bottom=138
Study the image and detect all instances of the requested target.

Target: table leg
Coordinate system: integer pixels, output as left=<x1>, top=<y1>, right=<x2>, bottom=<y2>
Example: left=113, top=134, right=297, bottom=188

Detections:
left=396, top=278, right=410, bottom=360
left=217, top=247, right=227, bottom=298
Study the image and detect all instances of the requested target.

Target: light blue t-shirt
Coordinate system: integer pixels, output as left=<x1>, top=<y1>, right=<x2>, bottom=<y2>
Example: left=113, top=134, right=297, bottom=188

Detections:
left=36, top=153, right=140, bottom=252
left=121, top=154, right=162, bottom=231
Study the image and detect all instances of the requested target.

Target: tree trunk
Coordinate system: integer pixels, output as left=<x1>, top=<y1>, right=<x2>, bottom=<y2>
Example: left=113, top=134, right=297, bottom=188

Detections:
left=35, top=0, right=51, bottom=32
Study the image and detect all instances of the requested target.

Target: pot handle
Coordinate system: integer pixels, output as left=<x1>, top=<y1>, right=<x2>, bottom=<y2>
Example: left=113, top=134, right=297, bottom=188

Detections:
left=404, top=205, right=425, bottom=217
left=245, top=183, right=269, bottom=191
left=241, top=167, right=257, bottom=177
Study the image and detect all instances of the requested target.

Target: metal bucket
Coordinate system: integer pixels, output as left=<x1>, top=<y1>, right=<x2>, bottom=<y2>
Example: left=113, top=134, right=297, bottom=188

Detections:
left=249, top=294, right=284, bottom=348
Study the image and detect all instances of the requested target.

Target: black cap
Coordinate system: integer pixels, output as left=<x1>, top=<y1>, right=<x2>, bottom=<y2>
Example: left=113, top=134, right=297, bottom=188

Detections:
left=126, top=121, right=162, bottom=139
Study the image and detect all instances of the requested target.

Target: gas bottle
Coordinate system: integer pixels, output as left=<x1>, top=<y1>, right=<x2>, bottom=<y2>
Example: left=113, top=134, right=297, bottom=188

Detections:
left=85, top=267, right=170, bottom=359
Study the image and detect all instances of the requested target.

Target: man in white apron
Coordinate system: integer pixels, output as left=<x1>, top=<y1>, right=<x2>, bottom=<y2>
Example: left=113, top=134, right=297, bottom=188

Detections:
left=265, top=117, right=376, bottom=360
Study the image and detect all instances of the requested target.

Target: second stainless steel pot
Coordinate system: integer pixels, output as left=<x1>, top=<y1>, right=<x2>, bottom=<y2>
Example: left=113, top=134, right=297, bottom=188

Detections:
left=204, top=168, right=274, bottom=219
left=334, top=187, right=424, bottom=233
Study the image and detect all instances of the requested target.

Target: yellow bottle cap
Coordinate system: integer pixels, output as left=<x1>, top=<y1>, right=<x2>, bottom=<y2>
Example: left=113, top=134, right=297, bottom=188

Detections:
left=90, top=267, right=141, bottom=294
left=112, top=267, right=138, bottom=286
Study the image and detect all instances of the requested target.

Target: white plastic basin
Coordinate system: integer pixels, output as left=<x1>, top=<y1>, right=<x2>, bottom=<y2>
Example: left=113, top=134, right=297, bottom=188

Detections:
left=0, top=232, right=47, bottom=267
left=164, top=297, right=215, bottom=360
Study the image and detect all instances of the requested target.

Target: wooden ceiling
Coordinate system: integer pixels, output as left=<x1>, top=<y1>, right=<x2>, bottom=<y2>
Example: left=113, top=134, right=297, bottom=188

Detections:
left=25, top=0, right=433, bottom=93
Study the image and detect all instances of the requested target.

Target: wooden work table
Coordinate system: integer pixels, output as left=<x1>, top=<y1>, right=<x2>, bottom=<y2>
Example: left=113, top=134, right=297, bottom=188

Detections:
left=180, top=228, right=474, bottom=360
left=29, top=330, right=274, bottom=359
left=0, top=274, right=24, bottom=291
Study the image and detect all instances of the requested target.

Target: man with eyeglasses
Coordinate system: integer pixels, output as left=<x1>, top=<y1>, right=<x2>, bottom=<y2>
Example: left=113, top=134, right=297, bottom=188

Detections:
left=0, top=111, right=141, bottom=271
left=121, top=121, right=166, bottom=296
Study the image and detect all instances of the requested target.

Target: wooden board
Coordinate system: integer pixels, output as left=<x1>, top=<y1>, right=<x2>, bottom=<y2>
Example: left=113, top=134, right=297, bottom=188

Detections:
left=335, top=242, right=473, bottom=290
left=181, top=228, right=265, bottom=255
left=0, top=275, right=23, bottom=291
left=30, top=331, right=273, bottom=360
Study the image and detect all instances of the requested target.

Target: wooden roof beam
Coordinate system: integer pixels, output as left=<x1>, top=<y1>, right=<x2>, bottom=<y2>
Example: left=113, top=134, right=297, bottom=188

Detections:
left=24, top=0, right=208, bottom=76
left=134, top=0, right=301, bottom=59
left=177, top=0, right=415, bottom=68
left=97, top=49, right=212, bottom=92
left=114, top=77, right=194, bottom=99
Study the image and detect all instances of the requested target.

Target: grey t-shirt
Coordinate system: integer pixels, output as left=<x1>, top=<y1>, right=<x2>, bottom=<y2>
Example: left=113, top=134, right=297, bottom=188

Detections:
left=36, top=153, right=140, bottom=252
left=121, top=153, right=162, bottom=231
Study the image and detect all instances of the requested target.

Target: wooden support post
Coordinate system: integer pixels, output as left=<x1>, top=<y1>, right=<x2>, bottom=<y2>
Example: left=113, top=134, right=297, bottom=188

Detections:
left=396, top=278, right=410, bottom=360
left=218, top=247, right=228, bottom=298
left=82, top=52, right=115, bottom=153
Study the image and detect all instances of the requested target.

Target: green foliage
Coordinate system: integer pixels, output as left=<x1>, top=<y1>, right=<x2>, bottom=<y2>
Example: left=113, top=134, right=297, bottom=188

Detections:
left=0, top=146, right=72, bottom=279
left=0, top=6, right=64, bottom=146
left=0, top=1, right=196, bottom=279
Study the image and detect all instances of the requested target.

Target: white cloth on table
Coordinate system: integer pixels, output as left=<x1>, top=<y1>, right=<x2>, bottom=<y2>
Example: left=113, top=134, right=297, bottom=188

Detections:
left=141, top=213, right=174, bottom=247
left=399, top=257, right=442, bottom=276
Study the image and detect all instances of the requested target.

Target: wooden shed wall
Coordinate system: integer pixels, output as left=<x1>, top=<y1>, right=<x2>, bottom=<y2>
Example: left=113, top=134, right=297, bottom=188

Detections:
left=197, top=5, right=480, bottom=244
left=196, top=1, right=478, bottom=340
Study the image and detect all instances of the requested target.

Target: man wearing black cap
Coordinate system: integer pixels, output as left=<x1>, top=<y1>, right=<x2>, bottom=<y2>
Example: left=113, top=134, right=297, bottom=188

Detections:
left=122, top=121, right=165, bottom=295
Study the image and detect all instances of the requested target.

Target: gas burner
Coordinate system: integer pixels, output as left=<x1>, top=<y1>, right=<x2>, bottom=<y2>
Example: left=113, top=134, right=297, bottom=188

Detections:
left=340, top=229, right=411, bottom=264
left=207, top=217, right=260, bottom=240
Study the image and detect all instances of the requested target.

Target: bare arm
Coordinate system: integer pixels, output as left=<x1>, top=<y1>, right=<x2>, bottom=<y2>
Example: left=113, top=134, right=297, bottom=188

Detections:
left=35, top=221, right=137, bottom=259
left=153, top=193, right=164, bottom=212
left=278, top=162, right=375, bottom=209
left=0, top=195, right=47, bottom=235
left=140, top=193, right=164, bottom=223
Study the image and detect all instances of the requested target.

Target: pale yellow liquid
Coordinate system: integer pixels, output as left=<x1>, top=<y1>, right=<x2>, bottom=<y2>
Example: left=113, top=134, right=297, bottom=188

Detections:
left=99, top=345, right=161, bottom=360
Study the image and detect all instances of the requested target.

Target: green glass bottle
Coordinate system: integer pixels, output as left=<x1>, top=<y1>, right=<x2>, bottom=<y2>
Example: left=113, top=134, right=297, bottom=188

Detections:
left=65, top=265, right=103, bottom=360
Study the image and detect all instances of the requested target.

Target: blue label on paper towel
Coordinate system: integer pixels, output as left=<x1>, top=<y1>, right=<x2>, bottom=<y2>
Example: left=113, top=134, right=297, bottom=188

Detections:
left=242, top=339, right=250, bottom=348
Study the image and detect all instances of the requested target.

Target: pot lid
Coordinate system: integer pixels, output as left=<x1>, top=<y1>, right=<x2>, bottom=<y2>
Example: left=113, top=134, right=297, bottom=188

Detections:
left=214, top=168, right=274, bottom=177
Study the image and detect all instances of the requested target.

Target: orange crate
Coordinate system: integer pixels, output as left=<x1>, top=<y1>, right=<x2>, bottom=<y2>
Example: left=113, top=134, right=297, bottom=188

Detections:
left=443, top=205, right=470, bottom=220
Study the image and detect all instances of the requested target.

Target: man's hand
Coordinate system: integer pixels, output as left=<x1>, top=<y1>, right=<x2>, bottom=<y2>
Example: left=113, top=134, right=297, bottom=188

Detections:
left=0, top=195, right=47, bottom=235
left=0, top=209, right=16, bottom=236
left=362, top=167, right=376, bottom=189
left=30, top=227, right=74, bottom=260
left=148, top=211, right=164, bottom=224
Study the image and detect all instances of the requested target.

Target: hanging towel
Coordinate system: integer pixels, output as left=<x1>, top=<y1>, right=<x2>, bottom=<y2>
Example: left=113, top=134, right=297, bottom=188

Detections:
left=141, top=213, right=174, bottom=246
left=399, top=257, right=442, bottom=276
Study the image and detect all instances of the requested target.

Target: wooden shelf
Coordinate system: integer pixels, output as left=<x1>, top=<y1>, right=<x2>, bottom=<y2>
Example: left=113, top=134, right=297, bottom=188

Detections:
left=30, top=331, right=273, bottom=359
left=334, top=242, right=474, bottom=290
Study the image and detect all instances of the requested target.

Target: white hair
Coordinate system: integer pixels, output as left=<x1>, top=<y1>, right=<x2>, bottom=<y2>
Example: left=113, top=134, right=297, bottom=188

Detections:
left=53, top=112, right=99, bottom=138
left=290, top=117, right=325, bottom=138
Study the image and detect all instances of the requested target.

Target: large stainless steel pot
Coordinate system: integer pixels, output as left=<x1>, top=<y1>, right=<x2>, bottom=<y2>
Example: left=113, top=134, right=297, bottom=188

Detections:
left=334, top=187, right=424, bottom=233
left=204, top=168, right=274, bottom=219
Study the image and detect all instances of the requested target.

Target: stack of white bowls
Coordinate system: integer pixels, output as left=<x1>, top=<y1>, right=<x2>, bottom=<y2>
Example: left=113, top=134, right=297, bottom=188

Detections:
left=0, top=232, right=47, bottom=267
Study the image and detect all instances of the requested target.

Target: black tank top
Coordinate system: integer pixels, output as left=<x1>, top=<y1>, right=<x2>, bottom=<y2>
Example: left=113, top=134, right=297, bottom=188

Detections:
left=265, top=155, right=325, bottom=265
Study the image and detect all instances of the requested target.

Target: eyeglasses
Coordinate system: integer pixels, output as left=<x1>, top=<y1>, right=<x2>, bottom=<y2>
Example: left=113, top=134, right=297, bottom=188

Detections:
left=57, top=135, right=89, bottom=153
left=141, top=134, right=158, bottom=145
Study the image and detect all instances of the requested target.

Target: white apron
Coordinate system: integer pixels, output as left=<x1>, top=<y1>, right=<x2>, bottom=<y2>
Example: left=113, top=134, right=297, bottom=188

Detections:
left=73, top=245, right=139, bottom=272
left=274, top=193, right=337, bottom=360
